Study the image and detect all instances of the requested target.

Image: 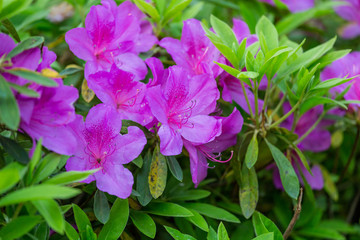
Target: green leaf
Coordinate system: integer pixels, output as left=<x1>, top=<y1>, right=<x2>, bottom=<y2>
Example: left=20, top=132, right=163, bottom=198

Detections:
left=169, top=189, right=211, bottom=201
left=94, top=190, right=110, bottom=224
left=252, top=211, right=283, bottom=240
left=148, top=144, right=168, bottom=199
left=133, top=0, right=160, bottom=22
left=311, top=76, right=355, bottom=91
left=210, top=15, right=238, bottom=49
left=32, top=199, right=65, bottom=234
left=0, top=185, right=80, bottom=207
left=185, top=208, right=209, bottom=232
left=317, top=49, right=351, bottom=69
left=59, top=67, right=83, bottom=76
left=252, top=232, right=274, bottom=240
left=98, top=198, right=129, bottom=240
left=163, top=0, right=192, bottom=25
left=136, top=151, right=153, bottom=206
left=245, top=132, right=259, bottom=169
left=0, top=135, right=29, bottom=164
left=34, top=222, right=49, bottom=240
left=217, top=222, right=230, bottom=240
left=130, top=210, right=156, bottom=238
left=207, top=226, right=218, bottom=240
left=44, top=169, right=99, bottom=185
left=0, top=0, right=32, bottom=20
left=64, top=221, right=80, bottom=240
left=240, top=165, right=259, bottom=219
left=0, top=216, right=41, bottom=239
left=7, top=82, right=39, bottom=97
left=132, top=155, right=143, bottom=168
left=0, top=75, right=20, bottom=130
left=1, top=18, right=20, bottom=42
left=32, top=153, right=63, bottom=184
left=85, top=225, right=97, bottom=240
left=264, top=139, right=299, bottom=199
left=297, top=227, right=345, bottom=240
left=167, top=156, right=183, bottom=181
left=144, top=202, right=193, bottom=217
left=6, top=68, right=58, bottom=87
left=300, top=97, right=347, bottom=115
left=181, top=2, right=203, bottom=20
left=164, top=226, right=197, bottom=240
left=181, top=203, right=240, bottom=223
left=215, top=62, right=252, bottom=86
left=6, top=36, right=43, bottom=59
left=73, top=204, right=92, bottom=239
left=321, top=166, right=338, bottom=201
left=318, top=220, right=357, bottom=234
left=255, top=16, right=278, bottom=53
left=0, top=162, right=24, bottom=194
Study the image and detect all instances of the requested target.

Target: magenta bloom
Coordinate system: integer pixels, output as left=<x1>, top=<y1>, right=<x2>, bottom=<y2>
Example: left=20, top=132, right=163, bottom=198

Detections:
left=184, top=109, right=243, bottom=186
left=146, top=66, right=222, bottom=156
left=218, top=19, right=264, bottom=114
left=159, top=19, right=223, bottom=77
left=259, top=0, right=314, bottom=13
left=65, top=0, right=157, bottom=80
left=65, top=104, right=147, bottom=198
left=334, top=0, right=360, bottom=39
left=321, top=52, right=360, bottom=109
left=88, top=65, right=154, bottom=125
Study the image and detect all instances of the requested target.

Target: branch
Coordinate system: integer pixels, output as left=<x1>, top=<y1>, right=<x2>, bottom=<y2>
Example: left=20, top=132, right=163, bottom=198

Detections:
left=283, top=187, right=304, bottom=240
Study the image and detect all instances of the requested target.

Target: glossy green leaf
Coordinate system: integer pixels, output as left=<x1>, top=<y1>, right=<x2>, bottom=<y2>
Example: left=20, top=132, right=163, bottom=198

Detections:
left=64, top=221, right=80, bottom=240
left=32, top=153, right=63, bottom=184
left=245, top=132, right=259, bottom=169
left=265, top=139, right=299, bottom=199
left=0, top=162, right=24, bottom=194
left=255, top=16, right=278, bottom=53
left=181, top=203, right=240, bottom=223
left=167, top=156, right=183, bottom=181
left=215, top=62, right=252, bottom=86
left=252, top=211, right=283, bottom=240
left=6, top=36, right=43, bottom=59
left=217, top=222, right=230, bottom=240
left=0, top=216, right=41, bottom=239
left=169, top=189, right=211, bottom=201
left=137, top=151, right=153, bottom=206
left=73, top=203, right=92, bottom=239
left=7, top=82, right=39, bottom=97
left=311, top=76, right=355, bottom=91
left=0, top=185, right=80, bottom=207
left=317, top=49, right=351, bottom=69
left=94, top=190, right=110, bottom=224
left=98, top=198, right=129, bottom=240
left=59, top=67, right=83, bottom=76
left=207, top=226, right=218, bottom=240
left=164, top=226, right=197, bottom=240
left=33, top=199, right=64, bottom=234
left=210, top=15, right=238, bottom=49
left=34, top=222, right=49, bottom=240
left=130, top=210, right=156, bottom=238
left=300, top=97, right=347, bottom=115
left=163, top=0, right=192, bottom=25
left=1, top=18, right=20, bottom=42
left=0, top=135, right=29, bottom=164
left=252, top=232, right=274, bottom=240
left=148, top=144, right=167, bottom=199
left=144, top=202, right=193, bottom=217
left=44, top=169, right=99, bottom=185
left=6, top=68, right=58, bottom=87
left=185, top=208, right=209, bottom=232
left=133, top=0, right=160, bottom=22
left=240, top=165, right=259, bottom=219
left=0, top=75, right=20, bottom=130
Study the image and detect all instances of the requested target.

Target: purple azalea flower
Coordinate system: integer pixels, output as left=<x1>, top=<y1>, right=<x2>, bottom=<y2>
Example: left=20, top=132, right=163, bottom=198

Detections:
left=146, top=66, right=222, bottom=156
left=281, top=103, right=331, bottom=152
left=184, top=109, right=243, bottom=187
left=18, top=78, right=79, bottom=155
left=259, top=0, right=314, bottom=13
left=145, top=57, right=167, bottom=87
left=65, top=0, right=157, bottom=80
left=87, top=65, right=154, bottom=125
left=334, top=0, right=360, bottom=39
left=321, top=52, right=360, bottom=109
left=65, top=104, right=147, bottom=198
left=218, top=19, right=265, bottom=114
left=0, top=33, right=79, bottom=155
left=159, top=18, right=223, bottom=77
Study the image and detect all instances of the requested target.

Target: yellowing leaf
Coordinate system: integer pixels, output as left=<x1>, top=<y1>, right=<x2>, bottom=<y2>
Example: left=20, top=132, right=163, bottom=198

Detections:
left=81, top=79, right=95, bottom=103
left=41, top=68, right=60, bottom=78
left=148, top=145, right=167, bottom=199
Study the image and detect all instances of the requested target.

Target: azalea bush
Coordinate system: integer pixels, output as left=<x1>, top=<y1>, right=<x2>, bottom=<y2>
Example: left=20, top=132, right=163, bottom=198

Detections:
left=1, top=0, right=360, bottom=239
